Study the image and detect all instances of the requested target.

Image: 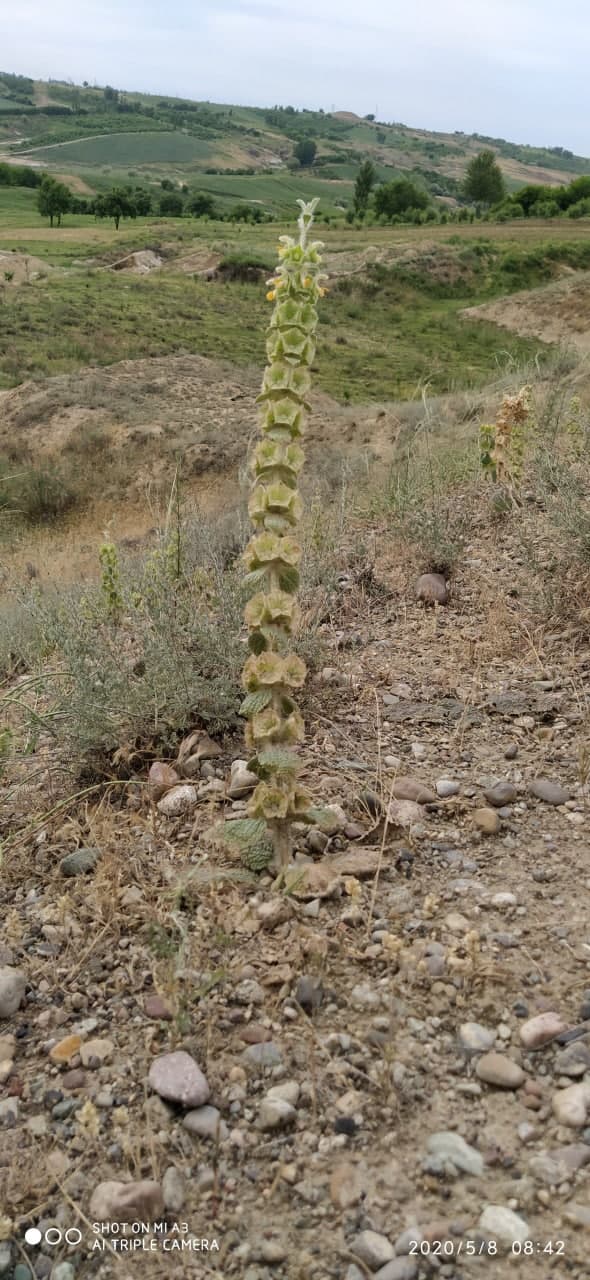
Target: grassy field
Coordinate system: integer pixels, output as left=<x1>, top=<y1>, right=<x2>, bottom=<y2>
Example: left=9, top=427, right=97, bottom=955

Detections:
left=4, top=213, right=583, bottom=398
left=22, top=131, right=221, bottom=166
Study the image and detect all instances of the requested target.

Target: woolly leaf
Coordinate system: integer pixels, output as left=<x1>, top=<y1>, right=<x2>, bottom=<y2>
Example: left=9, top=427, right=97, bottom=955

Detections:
left=239, top=689, right=272, bottom=717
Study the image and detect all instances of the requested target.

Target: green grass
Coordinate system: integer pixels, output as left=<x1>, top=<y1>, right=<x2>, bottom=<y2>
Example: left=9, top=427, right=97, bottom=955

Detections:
left=23, top=131, right=220, bottom=166
left=0, top=246, right=543, bottom=400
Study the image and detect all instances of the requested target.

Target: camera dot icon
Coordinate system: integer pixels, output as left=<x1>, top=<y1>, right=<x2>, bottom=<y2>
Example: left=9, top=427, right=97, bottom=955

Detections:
left=25, top=1228, right=42, bottom=1246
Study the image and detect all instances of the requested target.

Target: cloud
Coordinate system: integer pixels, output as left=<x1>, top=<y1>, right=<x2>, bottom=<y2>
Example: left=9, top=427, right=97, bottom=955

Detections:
left=0, top=0, right=588, bottom=151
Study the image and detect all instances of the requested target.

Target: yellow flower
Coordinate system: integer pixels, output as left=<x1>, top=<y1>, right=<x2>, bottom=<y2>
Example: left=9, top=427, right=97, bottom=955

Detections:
left=266, top=290, right=276, bottom=302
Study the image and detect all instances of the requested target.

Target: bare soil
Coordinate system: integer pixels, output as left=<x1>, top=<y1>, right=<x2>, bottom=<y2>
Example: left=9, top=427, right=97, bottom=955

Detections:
left=463, top=272, right=590, bottom=354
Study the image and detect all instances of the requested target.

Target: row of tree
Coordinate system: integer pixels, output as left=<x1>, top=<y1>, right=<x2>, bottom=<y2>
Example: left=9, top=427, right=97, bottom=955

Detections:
left=34, top=175, right=272, bottom=228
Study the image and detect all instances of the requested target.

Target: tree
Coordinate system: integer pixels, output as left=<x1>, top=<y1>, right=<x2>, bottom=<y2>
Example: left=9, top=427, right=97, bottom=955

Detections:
left=373, top=178, right=429, bottom=220
left=463, top=150, right=505, bottom=204
left=94, top=187, right=137, bottom=230
left=353, top=159, right=377, bottom=219
left=132, top=188, right=152, bottom=216
left=159, top=192, right=184, bottom=217
left=293, top=138, right=317, bottom=168
left=36, top=176, right=71, bottom=227
left=189, top=192, right=217, bottom=218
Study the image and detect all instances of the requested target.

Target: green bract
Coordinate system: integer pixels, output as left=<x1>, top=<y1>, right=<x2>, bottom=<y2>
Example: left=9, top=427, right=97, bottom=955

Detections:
left=240, top=200, right=326, bottom=870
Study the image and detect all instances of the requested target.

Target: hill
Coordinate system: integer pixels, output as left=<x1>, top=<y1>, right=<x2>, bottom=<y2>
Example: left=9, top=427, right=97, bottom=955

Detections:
left=1, top=71, right=590, bottom=215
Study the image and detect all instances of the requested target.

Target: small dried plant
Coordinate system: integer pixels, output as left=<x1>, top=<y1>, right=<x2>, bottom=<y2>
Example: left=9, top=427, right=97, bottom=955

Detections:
left=480, top=384, right=533, bottom=503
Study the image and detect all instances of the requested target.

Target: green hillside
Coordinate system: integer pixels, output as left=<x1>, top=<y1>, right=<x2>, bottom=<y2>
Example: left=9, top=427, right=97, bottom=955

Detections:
left=1, top=72, right=589, bottom=211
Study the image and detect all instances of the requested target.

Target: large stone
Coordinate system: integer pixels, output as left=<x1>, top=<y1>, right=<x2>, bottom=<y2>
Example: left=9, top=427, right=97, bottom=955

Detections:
left=484, top=782, right=517, bottom=807
left=415, top=573, right=448, bottom=605
left=475, top=1052, right=525, bottom=1090
left=529, top=778, right=570, bottom=805
left=391, top=777, right=436, bottom=805
left=426, top=1131, right=484, bottom=1176
left=519, top=1012, right=569, bottom=1049
left=60, top=847, right=101, bottom=877
left=473, top=807, right=500, bottom=835
left=330, top=1161, right=365, bottom=1210
left=228, top=759, right=259, bottom=799
left=258, top=1096, right=296, bottom=1131
left=0, top=967, right=26, bottom=1018
left=148, top=1051, right=210, bottom=1107
left=162, top=1165, right=186, bottom=1213
left=352, top=1230, right=395, bottom=1269
left=388, top=799, right=424, bottom=829
left=49, top=1035, right=82, bottom=1065
left=148, top=761, right=181, bottom=802
left=459, top=1022, right=496, bottom=1053
left=478, top=1206, right=529, bottom=1249
left=80, top=1038, right=114, bottom=1067
left=375, top=1262, right=419, bottom=1280
left=89, top=1180, right=163, bottom=1221
left=552, top=1083, right=590, bottom=1128
left=183, top=1105, right=228, bottom=1141
left=156, top=784, right=198, bottom=817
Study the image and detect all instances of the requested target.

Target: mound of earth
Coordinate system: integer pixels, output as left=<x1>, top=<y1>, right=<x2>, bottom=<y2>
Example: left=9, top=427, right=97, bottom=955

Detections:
left=0, top=250, right=52, bottom=286
left=0, top=352, right=399, bottom=491
left=109, top=249, right=163, bottom=274
left=463, top=271, right=590, bottom=353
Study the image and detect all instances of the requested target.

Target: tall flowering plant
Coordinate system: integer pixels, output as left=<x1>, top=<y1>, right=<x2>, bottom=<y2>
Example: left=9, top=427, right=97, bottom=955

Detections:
left=236, top=199, right=326, bottom=870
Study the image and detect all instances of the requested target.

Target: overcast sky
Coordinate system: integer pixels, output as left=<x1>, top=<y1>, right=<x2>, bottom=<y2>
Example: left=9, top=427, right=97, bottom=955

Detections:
left=2, top=0, right=589, bottom=153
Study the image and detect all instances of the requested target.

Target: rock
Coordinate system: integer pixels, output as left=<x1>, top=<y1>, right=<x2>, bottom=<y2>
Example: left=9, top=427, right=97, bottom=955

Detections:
left=235, top=978, right=265, bottom=1005
left=563, top=1203, right=590, bottom=1228
left=294, top=975, right=323, bottom=1013
left=473, top=807, right=500, bottom=835
left=556, top=1040, right=590, bottom=1077
left=258, top=1097, right=296, bottom=1131
left=375, top=1262, right=419, bottom=1280
left=267, top=1081, right=300, bottom=1106
left=89, top=1179, right=163, bottom=1221
left=484, top=782, right=517, bottom=807
left=0, top=967, right=26, bottom=1018
left=162, top=1165, right=185, bottom=1213
left=0, top=1034, right=15, bottom=1061
left=492, top=892, right=517, bottom=908
left=260, top=1240, right=287, bottom=1264
left=13, top=1267, right=32, bottom=1280
left=475, top=1052, right=525, bottom=1089
left=148, top=1051, right=210, bottom=1107
left=0, top=1243, right=12, bottom=1277
left=49, top=1265, right=75, bottom=1280
left=416, top=573, right=448, bottom=605
left=330, top=1161, right=365, bottom=1209
left=242, top=1041, right=282, bottom=1068
left=0, top=1097, right=18, bottom=1123
left=80, top=1037, right=114, bottom=1067
left=529, top=778, right=570, bottom=805
left=552, top=1082, right=590, bottom=1128
left=228, top=759, right=259, bottom=799
left=308, top=828, right=329, bottom=854
left=61, top=1068, right=86, bottom=1090
left=330, top=848, right=381, bottom=878
left=183, top=1105, right=228, bottom=1141
left=459, top=1022, right=496, bottom=1053
left=49, top=1035, right=82, bottom=1065
left=144, top=994, right=173, bottom=1021
left=148, top=761, right=181, bottom=802
left=519, top=1012, right=569, bottom=1049
left=391, top=777, right=437, bottom=804
left=478, top=1206, right=529, bottom=1249
left=388, top=799, right=424, bottom=829
left=60, top=847, right=101, bottom=877
left=239, top=1024, right=272, bottom=1044
left=156, top=784, right=198, bottom=816
left=426, top=1131, right=484, bottom=1176
left=436, top=779, right=459, bottom=798
left=284, top=863, right=341, bottom=900
left=352, top=1230, right=395, bottom=1269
